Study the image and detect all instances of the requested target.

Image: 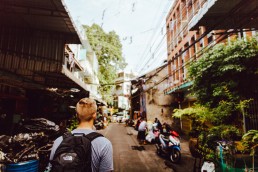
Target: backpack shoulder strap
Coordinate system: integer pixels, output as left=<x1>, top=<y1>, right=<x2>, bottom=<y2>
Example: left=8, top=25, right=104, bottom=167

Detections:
left=85, top=132, right=103, bottom=141
left=62, top=131, right=73, bottom=139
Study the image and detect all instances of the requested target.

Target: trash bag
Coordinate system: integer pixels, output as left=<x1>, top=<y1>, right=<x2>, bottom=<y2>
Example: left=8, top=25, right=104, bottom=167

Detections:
left=0, top=118, right=60, bottom=164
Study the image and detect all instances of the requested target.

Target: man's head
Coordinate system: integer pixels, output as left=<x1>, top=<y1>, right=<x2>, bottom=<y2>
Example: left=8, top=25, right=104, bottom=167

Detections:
left=76, top=98, right=97, bottom=122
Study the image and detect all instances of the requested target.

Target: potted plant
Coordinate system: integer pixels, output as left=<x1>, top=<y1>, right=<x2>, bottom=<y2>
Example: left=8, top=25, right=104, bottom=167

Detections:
left=173, top=104, right=211, bottom=158
left=242, top=130, right=258, bottom=171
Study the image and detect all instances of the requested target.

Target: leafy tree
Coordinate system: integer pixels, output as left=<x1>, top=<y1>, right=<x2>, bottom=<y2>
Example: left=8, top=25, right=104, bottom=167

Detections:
left=84, top=24, right=127, bottom=103
left=188, top=37, right=258, bottom=108
left=173, top=37, right=258, bottom=162
left=242, top=130, right=258, bottom=155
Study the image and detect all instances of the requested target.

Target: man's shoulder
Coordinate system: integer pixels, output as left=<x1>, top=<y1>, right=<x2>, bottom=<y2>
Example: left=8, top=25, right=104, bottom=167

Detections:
left=93, top=134, right=111, bottom=145
left=54, top=131, right=111, bottom=150
left=71, top=129, right=109, bottom=143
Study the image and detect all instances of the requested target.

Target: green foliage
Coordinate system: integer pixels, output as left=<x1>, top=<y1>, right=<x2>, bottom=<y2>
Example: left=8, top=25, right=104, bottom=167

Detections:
left=189, top=37, right=258, bottom=107
left=173, top=104, right=213, bottom=124
left=242, top=130, right=258, bottom=155
left=177, top=37, right=258, bottom=163
left=84, top=24, right=127, bottom=103
left=197, top=125, right=240, bottom=163
left=173, top=104, right=211, bottom=137
left=67, top=115, right=78, bottom=131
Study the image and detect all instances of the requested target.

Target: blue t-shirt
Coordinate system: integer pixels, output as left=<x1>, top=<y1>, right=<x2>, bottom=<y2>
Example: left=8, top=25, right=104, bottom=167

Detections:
left=49, top=129, right=113, bottom=172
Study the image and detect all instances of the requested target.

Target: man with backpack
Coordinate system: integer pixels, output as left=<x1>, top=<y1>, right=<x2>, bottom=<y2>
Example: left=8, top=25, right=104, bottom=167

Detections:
left=48, top=98, right=113, bottom=172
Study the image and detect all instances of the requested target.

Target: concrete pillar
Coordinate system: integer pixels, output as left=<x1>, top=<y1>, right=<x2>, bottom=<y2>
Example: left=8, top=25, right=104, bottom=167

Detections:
left=189, top=37, right=195, bottom=60
left=184, top=44, right=190, bottom=80
left=178, top=51, right=183, bottom=83
left=202, top=26, right=209, bottom=47
left=194, top=31, right=201, bottom=55
left=175, top=56, right=179, bottom=82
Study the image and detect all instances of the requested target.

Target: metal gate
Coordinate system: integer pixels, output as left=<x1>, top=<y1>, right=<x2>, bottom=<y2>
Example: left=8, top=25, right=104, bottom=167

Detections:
left=245, top=94, right=258, bottom=131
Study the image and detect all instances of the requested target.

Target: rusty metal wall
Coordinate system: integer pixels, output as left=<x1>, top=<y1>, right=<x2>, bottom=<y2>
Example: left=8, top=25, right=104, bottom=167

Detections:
left=0, top=26, right=65, bottom=72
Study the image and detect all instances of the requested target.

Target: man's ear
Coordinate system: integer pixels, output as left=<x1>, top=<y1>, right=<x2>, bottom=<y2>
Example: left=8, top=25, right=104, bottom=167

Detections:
left=92, top=112, right=97, bottom=119
left=76, top=113, right=80, bottom=122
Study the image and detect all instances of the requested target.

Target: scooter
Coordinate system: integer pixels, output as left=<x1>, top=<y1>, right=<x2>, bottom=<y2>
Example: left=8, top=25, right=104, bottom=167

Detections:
left=155, top=130, right=181, bottom=163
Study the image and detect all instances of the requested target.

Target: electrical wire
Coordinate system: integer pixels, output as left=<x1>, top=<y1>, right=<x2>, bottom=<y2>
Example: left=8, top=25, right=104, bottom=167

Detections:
left=130, top=0, right=257, bottom=99
left=101, top=0, right=256, bottom=89
left=137, top=0, right=252, bottom=77
left=138, top=1, right=197, bottom=74
left=135, top=0, right=174, bottom=71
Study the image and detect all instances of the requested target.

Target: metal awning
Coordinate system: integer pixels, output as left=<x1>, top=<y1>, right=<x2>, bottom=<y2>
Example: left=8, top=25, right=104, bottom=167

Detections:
left=0, top=0, right=81, bottom=44
left=164, top=81, right=193, bottom=95
left=0, top=0, right=90, bottom=93
left=188, top=0, right=258, bottom=31
left=0, top=67, right=89, bottom=94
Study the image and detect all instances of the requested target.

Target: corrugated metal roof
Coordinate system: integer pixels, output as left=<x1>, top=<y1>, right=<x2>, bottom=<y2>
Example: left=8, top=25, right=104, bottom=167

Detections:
left=0, top=0, right=81, bottom=44
left=0, top=0, right=91, bottom=93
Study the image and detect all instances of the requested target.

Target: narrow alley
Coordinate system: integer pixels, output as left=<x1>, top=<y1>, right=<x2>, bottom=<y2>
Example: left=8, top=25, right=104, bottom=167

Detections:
left=99, top=123, right=195, bottom=172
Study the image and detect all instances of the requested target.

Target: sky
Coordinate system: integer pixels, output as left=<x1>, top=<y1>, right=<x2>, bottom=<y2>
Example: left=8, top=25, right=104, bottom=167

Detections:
left=64, top=0, right=174, bottom=75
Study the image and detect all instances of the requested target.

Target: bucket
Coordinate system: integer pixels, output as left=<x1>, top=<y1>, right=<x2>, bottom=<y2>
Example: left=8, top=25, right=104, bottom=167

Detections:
left=6, top=160, right=38, bottom=172
left=0, top=164, right=6, bottom=171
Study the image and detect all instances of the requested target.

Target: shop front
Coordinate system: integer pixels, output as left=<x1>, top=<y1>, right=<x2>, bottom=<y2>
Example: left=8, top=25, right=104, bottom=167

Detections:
left=0, top=0, right=90, bottom=135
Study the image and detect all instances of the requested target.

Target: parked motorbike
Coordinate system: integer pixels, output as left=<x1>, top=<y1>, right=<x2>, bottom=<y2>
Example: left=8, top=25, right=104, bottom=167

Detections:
left=155, top=130, right=181, bottom=163
left=125, top=119, right=134, bottom=127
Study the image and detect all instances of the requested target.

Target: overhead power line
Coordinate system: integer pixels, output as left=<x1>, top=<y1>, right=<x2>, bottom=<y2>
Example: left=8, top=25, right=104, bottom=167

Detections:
left=129, top=0, right=257, bottom=98
left=135, top=0, right=174, bottom=71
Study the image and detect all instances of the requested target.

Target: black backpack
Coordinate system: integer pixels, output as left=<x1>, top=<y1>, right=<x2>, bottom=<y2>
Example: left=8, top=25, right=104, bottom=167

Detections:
left=51, top=132, right=103, bottom=172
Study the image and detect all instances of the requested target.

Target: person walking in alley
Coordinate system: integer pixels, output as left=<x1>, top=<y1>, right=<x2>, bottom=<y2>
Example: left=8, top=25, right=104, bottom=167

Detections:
left=48, top=98, right=113, bottom=172
left=154, top=117, right=162, bottom=132
left=138, top=118, right=147, bottom=144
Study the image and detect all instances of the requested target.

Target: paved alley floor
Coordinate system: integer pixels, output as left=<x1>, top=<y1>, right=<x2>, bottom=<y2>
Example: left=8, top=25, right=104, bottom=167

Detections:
left=99, top=123, right=196, bottom=172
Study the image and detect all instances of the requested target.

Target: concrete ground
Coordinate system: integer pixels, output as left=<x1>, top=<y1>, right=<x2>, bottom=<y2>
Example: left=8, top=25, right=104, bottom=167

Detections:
left=99, top=123, right=196, bottom=172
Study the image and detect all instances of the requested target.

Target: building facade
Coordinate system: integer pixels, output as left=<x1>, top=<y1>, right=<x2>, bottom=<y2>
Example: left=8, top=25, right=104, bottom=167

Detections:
left=68, top=25, right=102, bottom=101
left=164, top=0, right=258, bottom=132
left=113, top=71, right=136, bottom=111
left=0, top=0, right=102, bottom=134
left=142, top=64, right=175, bottom=124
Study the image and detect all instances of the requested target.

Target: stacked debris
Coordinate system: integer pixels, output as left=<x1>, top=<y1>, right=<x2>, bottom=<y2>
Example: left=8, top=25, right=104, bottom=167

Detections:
left=0, top=118, right=60, bottom=170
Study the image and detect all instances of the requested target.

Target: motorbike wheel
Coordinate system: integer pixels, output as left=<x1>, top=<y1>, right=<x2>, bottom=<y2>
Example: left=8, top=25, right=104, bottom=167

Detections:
left=156, top=149, right=162, bottom=156
left=169, top=149, right=181, bottom=163
left=155, top=145, right=162, bottom=155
